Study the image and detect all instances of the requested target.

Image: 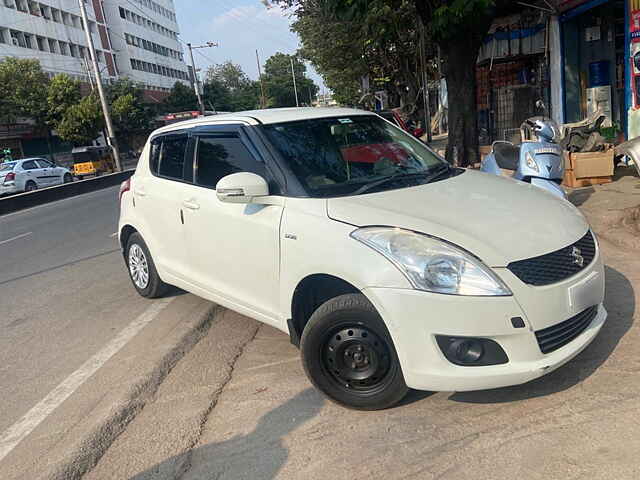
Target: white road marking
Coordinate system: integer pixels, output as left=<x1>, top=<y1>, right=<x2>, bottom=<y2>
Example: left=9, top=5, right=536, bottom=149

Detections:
left=0, top=232, right=32, bottom=246
left=0, top=297, right=173, bottom=463
left=246, top=357, right=300, bottom=372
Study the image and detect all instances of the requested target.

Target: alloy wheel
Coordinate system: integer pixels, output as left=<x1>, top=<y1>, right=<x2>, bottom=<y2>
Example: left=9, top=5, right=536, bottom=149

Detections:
left=128, top=244, right=150, bottom=289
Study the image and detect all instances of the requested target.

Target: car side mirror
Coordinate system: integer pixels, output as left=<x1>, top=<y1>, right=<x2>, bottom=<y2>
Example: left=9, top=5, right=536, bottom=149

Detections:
left=216, top=172, right=269, bottom=204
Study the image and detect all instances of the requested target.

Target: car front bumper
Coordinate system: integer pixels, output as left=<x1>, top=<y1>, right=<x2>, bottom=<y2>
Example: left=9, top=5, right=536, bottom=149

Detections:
left=363, top=249, right=607, bottom=392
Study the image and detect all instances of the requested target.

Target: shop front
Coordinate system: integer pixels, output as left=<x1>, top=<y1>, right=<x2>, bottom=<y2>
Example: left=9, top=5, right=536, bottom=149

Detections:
left=556, top=0, right=639, bottom=141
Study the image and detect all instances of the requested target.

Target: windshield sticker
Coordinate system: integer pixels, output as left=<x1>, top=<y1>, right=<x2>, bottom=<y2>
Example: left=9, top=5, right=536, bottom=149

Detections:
left=338, top=118, right=353, bottom=124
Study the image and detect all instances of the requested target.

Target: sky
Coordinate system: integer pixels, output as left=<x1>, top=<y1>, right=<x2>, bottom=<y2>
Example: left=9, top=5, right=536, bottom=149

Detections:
left=173, top=0, right=326, bottom=91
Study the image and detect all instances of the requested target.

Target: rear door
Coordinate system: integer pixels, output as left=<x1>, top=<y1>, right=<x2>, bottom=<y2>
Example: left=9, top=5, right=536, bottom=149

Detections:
left=132, top=132, right=193, bottom=279
left=180, top=126, right=283, bottom=321
left=20, top=160, right=42, bottom=187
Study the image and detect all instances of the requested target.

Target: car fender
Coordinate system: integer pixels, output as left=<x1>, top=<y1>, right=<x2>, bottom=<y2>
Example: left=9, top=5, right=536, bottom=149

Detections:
left=279, top=197, right=411, bottom=329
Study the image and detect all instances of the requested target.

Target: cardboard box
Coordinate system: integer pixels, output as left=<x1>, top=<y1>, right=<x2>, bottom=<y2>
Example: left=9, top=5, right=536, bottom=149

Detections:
left=563, top=147, right=614, bottom=188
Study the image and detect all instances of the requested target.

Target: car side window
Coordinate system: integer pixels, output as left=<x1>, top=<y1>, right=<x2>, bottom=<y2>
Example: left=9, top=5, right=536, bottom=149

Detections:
left=37, top=160, right=52, bottom=168
left=21, top=160, right=38, bottom=170
left=194, top=136, right=266, bottom=189
left=155, top=136, right=190, bottom=182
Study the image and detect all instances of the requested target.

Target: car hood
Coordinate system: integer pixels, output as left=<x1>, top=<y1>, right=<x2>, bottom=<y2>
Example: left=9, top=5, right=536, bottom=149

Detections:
left=327, top=169, right=589, bottom=266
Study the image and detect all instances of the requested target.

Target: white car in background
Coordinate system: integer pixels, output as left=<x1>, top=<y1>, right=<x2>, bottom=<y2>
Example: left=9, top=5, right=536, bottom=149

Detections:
left=0, top=158, right=73, bottom=196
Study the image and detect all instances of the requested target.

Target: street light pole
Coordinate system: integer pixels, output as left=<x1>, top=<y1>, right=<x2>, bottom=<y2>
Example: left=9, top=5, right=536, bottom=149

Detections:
left=290, top=57, right=299, bottom=107
left=77, top=0, right=121, bottom=171
left=187, top=41, right=218, bottom=116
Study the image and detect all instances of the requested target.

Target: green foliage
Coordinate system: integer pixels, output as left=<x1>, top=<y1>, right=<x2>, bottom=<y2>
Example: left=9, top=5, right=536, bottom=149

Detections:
left=0, top=58, right=50, bottom=125
left=205, top=62, right=261, bottom=111
left=262, top=52, right=319, bottom=108
left=163, top=82, right=199, bottom=113
left=429, top=0, right=495, bottom=41
left=56, top=95, right=105, bottom=146
left=46, top=74, right=82, bottom=128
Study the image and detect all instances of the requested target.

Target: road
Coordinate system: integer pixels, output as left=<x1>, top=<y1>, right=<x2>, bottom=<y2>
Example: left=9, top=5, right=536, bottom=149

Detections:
left=0, top=187, right=148, bottom=433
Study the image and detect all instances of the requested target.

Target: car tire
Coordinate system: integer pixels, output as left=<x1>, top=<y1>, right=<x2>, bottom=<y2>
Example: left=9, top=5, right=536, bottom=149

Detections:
left=125, top=233, right=168, bottom=298
left=300, top=293, right=408, bottom=410
left=24, top=180, right=37, bottom=192
left=76, top=175, right=84, bottom=181
left=63, top=173, right=73, bottom=183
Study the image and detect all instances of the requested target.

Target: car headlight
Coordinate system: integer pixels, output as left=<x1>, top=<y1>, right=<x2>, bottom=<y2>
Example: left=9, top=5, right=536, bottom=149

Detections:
left=351, top=227, right=512, bottom=296
left=525, top=151, right=539, bottom=172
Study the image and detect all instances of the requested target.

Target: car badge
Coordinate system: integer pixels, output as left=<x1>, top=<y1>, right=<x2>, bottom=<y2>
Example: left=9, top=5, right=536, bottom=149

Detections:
left=572, top=247, right=584, bottom=267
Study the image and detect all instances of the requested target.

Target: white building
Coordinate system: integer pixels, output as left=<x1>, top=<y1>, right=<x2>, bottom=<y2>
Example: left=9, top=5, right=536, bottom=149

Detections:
left=0, top=0, right=189, bottom=95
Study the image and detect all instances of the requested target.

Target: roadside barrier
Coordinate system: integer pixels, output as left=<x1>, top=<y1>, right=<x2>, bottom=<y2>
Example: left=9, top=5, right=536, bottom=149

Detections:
left=0, top=170, right=134, bottom=216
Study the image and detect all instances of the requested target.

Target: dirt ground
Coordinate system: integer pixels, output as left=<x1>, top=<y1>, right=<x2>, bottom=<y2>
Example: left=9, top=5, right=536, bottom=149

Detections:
left=86, top=170, right=640, bottom=480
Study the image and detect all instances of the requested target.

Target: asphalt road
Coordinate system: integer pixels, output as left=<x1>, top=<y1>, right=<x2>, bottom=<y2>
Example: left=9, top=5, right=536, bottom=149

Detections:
left=0, top=187, right=153, bottom=434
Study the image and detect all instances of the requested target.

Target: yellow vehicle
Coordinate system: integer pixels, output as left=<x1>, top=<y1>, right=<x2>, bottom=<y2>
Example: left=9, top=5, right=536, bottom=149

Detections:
left=72, top=146, right=115, bottom=179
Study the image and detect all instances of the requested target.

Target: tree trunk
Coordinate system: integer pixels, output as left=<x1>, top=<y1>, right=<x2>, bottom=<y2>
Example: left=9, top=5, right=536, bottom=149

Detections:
left=439, top=30, right=489, bottom=167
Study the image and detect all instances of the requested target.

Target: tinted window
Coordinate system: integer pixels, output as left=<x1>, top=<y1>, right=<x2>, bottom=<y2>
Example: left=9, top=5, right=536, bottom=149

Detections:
left=195, top=136, right=265, bottom=188
left=157, top=136, right=188, bottom=181
left=21, top=160, right=39, bottom=170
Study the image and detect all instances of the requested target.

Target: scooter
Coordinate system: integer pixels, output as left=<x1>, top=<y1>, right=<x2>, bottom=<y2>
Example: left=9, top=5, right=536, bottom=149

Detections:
left=480, top=104, right=566, bottom=199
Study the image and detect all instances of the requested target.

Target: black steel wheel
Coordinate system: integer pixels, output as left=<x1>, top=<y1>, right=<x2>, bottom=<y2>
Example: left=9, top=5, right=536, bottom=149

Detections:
left=301, top=293, right=408, bottom=410
left=24, top=180, right=37, bottom=192
left=63, top=173, right=73, bottom=183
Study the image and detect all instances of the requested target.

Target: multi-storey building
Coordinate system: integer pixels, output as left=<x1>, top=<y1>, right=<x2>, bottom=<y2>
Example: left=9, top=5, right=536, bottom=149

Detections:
left=0, top=0, right=189, bottom=94
left=0, top=0, right=189, bottom=157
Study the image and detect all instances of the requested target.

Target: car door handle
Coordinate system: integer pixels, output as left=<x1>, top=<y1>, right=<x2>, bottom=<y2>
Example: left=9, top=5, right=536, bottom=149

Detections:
left=182, top=200, right=200, bottom=210
left=134, top=188, right=147, bottom=197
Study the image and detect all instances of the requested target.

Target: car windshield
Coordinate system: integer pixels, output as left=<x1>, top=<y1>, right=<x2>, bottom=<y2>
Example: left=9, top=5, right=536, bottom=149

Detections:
left=0, top=162, right=16, bottom=172
left=261, top=115, right=448, bottom=197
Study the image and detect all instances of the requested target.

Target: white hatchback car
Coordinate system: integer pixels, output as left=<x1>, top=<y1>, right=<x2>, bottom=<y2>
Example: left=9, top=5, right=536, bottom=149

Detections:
left=0, top=158, right=73, bottom=195
left=118, top=108, right=607, bottom=410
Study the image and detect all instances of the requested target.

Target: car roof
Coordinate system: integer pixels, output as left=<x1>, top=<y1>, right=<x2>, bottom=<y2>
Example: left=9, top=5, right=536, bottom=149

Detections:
left=153, top=107, right=377, bottom=136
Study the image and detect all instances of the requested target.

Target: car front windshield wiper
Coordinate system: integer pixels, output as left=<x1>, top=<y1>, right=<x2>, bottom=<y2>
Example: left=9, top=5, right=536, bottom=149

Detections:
left=351, top=163, right=452, bottom=196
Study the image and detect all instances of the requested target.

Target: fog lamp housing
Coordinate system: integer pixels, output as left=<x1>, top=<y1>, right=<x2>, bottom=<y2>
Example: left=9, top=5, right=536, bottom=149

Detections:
left=436, top=336, right=509, bottom=366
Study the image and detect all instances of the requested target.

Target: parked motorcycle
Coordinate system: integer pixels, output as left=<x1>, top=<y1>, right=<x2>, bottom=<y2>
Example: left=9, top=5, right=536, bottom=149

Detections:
left=480, top=103, right=566, bottom=199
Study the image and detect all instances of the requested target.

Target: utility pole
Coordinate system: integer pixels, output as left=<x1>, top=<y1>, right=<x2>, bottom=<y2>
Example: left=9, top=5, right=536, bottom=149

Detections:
left=77, top=0, right=121, bottom=171
left=290, top=57, right=299, bottom=107
left=187, top=41, right=218, bottom=116
left=256, top=50, right=266, bottom=109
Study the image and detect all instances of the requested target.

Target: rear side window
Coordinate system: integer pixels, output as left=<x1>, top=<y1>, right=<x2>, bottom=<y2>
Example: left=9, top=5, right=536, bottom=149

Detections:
left=37, top=159, right=53, bottom=168
left=150, top=135, right=190, bottom=182
left=195, top=136, right=266, bottom=189
left=21, top=160, right=38, bottom=170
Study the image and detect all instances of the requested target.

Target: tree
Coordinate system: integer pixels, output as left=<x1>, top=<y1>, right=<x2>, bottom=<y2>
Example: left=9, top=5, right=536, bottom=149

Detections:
left=274, top=0, right=519, bottom=166
left=56, top=95, right=105, bottom=146
left=0, top=58, right=49, bottom=126
left=262, top=52, right=318, bottom=108
left=163, top=82, right=198, bottom=113
left=46, top=74, right=82, bottom=129
left=206, top=62, right=261, bottom=111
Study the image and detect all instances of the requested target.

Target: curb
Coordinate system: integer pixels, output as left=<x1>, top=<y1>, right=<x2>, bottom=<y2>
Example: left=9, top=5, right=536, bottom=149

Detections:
left=0, top=170, right=134, bottom=216
left=51, top=301, right=219, bottom=480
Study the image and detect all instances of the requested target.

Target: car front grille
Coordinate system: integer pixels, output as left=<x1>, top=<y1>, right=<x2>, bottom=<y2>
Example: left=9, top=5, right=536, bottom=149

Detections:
left=535, top=305, right=598, bottom=354
left=507, top=231, right=596, bottom=286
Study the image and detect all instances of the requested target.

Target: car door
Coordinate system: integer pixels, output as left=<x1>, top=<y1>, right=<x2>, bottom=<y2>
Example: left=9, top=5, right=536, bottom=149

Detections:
left=180, top=127, right=284, bottom=321
left=20, top=160, right=42, bottom=187
left=36, top=159, right=58, bottom=186
left=132, top=132, right=193, bottom=280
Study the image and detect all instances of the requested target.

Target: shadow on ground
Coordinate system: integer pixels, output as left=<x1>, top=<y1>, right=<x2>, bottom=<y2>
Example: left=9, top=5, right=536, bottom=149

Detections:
left=130, top=388, right=324, bottom=480
left=449, top=265, right=634, bottom=404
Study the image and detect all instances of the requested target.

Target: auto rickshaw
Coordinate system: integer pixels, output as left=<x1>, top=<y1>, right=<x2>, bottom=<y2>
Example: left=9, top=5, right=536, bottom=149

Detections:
left=72, top=146, right=115, bottom=179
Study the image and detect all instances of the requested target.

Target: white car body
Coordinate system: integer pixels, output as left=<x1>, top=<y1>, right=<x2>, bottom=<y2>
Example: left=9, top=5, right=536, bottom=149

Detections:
left=0, top=158, right=72, bottom=195
left=118, top=108, right=606, bottom=396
